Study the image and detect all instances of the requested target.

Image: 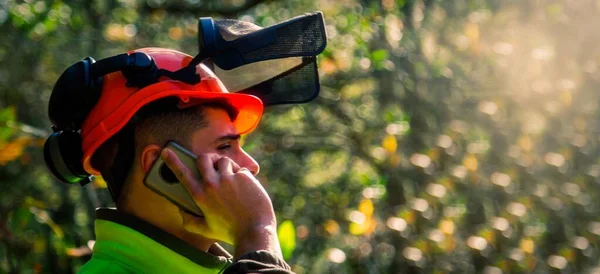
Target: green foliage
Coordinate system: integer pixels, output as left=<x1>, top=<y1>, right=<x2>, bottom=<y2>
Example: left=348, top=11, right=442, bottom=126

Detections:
left=0, top=106, right=16, bottom=142
left=2, top=0, right=600, bottom=273
left=278, top=220, right=297, bottom=260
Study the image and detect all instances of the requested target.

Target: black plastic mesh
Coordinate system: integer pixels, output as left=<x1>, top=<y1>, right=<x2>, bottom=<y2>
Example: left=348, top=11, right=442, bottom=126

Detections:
left=206, top=12, right=325, bottom=106
left=214, top=12, right=326, bottom=63
left=239, top=57, right=319, bottom=106
left=242, top=15, right=325, bottom=61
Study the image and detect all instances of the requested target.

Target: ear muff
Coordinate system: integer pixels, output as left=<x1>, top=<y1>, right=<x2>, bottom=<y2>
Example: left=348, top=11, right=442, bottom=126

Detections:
left=45, top=57, right=100, bottom=185
left=45, top=52, right=159, bottom=185
left=43, top=130, right=91, bottom=185
left=48, top=57, right=101, bottom=130
left=49, top=53, right=158, bottom=130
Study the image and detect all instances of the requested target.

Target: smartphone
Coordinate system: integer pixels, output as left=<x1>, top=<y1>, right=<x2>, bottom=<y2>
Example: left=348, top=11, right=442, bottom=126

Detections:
left=143, top=141, right=204, bottom=217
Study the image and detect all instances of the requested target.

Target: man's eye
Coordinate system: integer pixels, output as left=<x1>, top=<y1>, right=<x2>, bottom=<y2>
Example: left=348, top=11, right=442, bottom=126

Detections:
left=217, top=144, right=231, bottom=151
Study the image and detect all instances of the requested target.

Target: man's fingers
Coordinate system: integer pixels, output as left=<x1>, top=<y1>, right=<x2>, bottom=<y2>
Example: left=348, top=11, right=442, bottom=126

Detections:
left=235, top=167, right=255, bottom=178
left=230, top=160, right=242, bottom=173
left=216, top=157, right=235, bottom=175
left=196, top=153, right=220, bottom=186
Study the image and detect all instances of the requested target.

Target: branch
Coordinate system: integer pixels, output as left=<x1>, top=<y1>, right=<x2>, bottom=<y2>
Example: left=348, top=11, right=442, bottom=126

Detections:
left=140, top=0, right=275, bottom=17
left=2, top=121, right=50, bottom=137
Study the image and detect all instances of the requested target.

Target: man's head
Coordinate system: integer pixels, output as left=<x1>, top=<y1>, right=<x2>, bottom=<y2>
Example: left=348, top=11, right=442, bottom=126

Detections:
left=45, top=48, right=265, bottom=247
left=56, top=47, right=259, bottom=196
left=43, top=47, right=269, bottom=250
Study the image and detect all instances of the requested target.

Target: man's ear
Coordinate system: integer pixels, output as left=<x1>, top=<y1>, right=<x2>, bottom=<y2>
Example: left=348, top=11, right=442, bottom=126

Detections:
left=140, top=144, right=162, bottom=173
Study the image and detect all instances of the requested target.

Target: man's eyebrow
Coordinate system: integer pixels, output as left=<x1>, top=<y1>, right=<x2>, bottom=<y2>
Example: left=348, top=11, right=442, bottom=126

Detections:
left=213, top=134, right=241, bottom=143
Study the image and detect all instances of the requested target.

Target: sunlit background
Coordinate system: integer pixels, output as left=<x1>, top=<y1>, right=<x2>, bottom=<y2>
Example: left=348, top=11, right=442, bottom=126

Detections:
left=2, top=0, right=600, bottom=273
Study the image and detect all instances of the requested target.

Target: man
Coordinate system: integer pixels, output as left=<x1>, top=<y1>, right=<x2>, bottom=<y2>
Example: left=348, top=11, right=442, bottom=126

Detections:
left=47, top=48, right=294, bottom=273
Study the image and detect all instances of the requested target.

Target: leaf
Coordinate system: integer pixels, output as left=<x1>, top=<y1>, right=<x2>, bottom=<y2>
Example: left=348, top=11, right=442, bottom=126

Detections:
left=520, top=238, right=535, bottom=254
left=465, top=23, right=480, bottom=43
left=0, top=126, right=15, bottom=143
left=349, top=218, right=376, bottom=236
left=560, top=91, right=572, bottom=106
left=349, top=199, right=376, bottom=236
left=0, top=106, right=16, bottom=122
left=277, top=220, right=296, bottom=260
left=0, top=136, right=32, bottom=165
left=358, top=199, right=374, bottom=218
left=463, top=154, right=478, bottom=172
left=0, top=106, right=16, bottom=142
left=370, top=49, right=389, bottom=63
left=324, top=219, right=340, bottom=236
left=382, top=135, right=397, bottom=154
left=10, top=206, right=34, bottom=230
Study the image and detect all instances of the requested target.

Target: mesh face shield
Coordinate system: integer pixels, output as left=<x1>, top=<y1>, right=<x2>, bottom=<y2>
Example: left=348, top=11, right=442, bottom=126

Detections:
left=195, top=12, right=327, bottom=106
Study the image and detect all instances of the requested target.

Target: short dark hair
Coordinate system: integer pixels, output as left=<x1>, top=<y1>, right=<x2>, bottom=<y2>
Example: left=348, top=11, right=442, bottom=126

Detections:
left=91, top=97, right=238, bottom=203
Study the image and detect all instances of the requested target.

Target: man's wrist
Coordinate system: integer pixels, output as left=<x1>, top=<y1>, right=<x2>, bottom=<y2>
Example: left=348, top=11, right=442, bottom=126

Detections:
left=234, top=224, right=283, bottom=260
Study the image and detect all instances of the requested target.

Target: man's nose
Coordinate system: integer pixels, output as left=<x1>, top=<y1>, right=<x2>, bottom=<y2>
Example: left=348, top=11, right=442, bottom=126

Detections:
left=236, top=149, right=260, bottom=175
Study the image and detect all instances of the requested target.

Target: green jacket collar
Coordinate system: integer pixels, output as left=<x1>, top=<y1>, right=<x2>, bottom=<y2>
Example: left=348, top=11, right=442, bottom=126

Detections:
left=90, top=208, right=232, bottom=273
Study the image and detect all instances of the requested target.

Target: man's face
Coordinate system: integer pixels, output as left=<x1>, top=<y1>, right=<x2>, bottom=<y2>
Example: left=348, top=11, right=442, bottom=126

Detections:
left=188, top=107, right=260, bottom=175
left=124, top=106, right=261, bottom=248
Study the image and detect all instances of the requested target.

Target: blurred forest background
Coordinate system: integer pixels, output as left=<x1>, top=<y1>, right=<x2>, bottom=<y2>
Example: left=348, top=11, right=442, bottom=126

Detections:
left=1, top=0, right=600, bottom=273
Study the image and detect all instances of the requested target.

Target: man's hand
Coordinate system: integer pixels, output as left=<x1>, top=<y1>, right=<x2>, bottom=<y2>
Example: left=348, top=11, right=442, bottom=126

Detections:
left=160, top=148, right=282, bottom=259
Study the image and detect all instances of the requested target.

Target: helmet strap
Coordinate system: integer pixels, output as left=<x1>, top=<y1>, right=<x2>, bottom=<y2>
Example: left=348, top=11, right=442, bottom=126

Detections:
left=103, top=124, right=136, bottom=203
left=159, top=51, right=210, bottom=85
left=156, top=66, right=201, bottom=85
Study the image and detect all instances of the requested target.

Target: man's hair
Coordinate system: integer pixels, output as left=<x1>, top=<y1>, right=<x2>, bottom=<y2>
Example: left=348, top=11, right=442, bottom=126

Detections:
left=91, top=97, right=238, bottom=204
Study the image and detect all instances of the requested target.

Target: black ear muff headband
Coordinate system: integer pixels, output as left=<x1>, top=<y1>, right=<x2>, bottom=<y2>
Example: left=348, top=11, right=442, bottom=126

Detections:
left=48, top=52, right=162, bottom=131
left=43, top=51, right=197, bottom=187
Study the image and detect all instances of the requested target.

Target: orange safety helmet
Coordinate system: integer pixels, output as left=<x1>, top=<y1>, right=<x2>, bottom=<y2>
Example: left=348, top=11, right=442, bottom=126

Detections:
left=79, top=47, right=263, bottom=175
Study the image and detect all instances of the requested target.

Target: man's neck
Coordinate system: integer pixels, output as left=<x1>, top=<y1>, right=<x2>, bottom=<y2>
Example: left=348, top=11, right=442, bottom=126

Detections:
left=118, top=173, right=215, bottom=252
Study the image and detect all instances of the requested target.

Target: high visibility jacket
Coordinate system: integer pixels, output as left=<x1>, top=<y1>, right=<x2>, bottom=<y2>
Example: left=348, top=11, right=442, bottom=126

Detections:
left=78, top=208, right=232, bottom=274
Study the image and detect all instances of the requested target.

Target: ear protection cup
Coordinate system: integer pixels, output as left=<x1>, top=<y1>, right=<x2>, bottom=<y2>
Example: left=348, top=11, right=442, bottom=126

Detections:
left=49, top=57, right=103, bottom=130
left=43, top=130, right=91, bottom=184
